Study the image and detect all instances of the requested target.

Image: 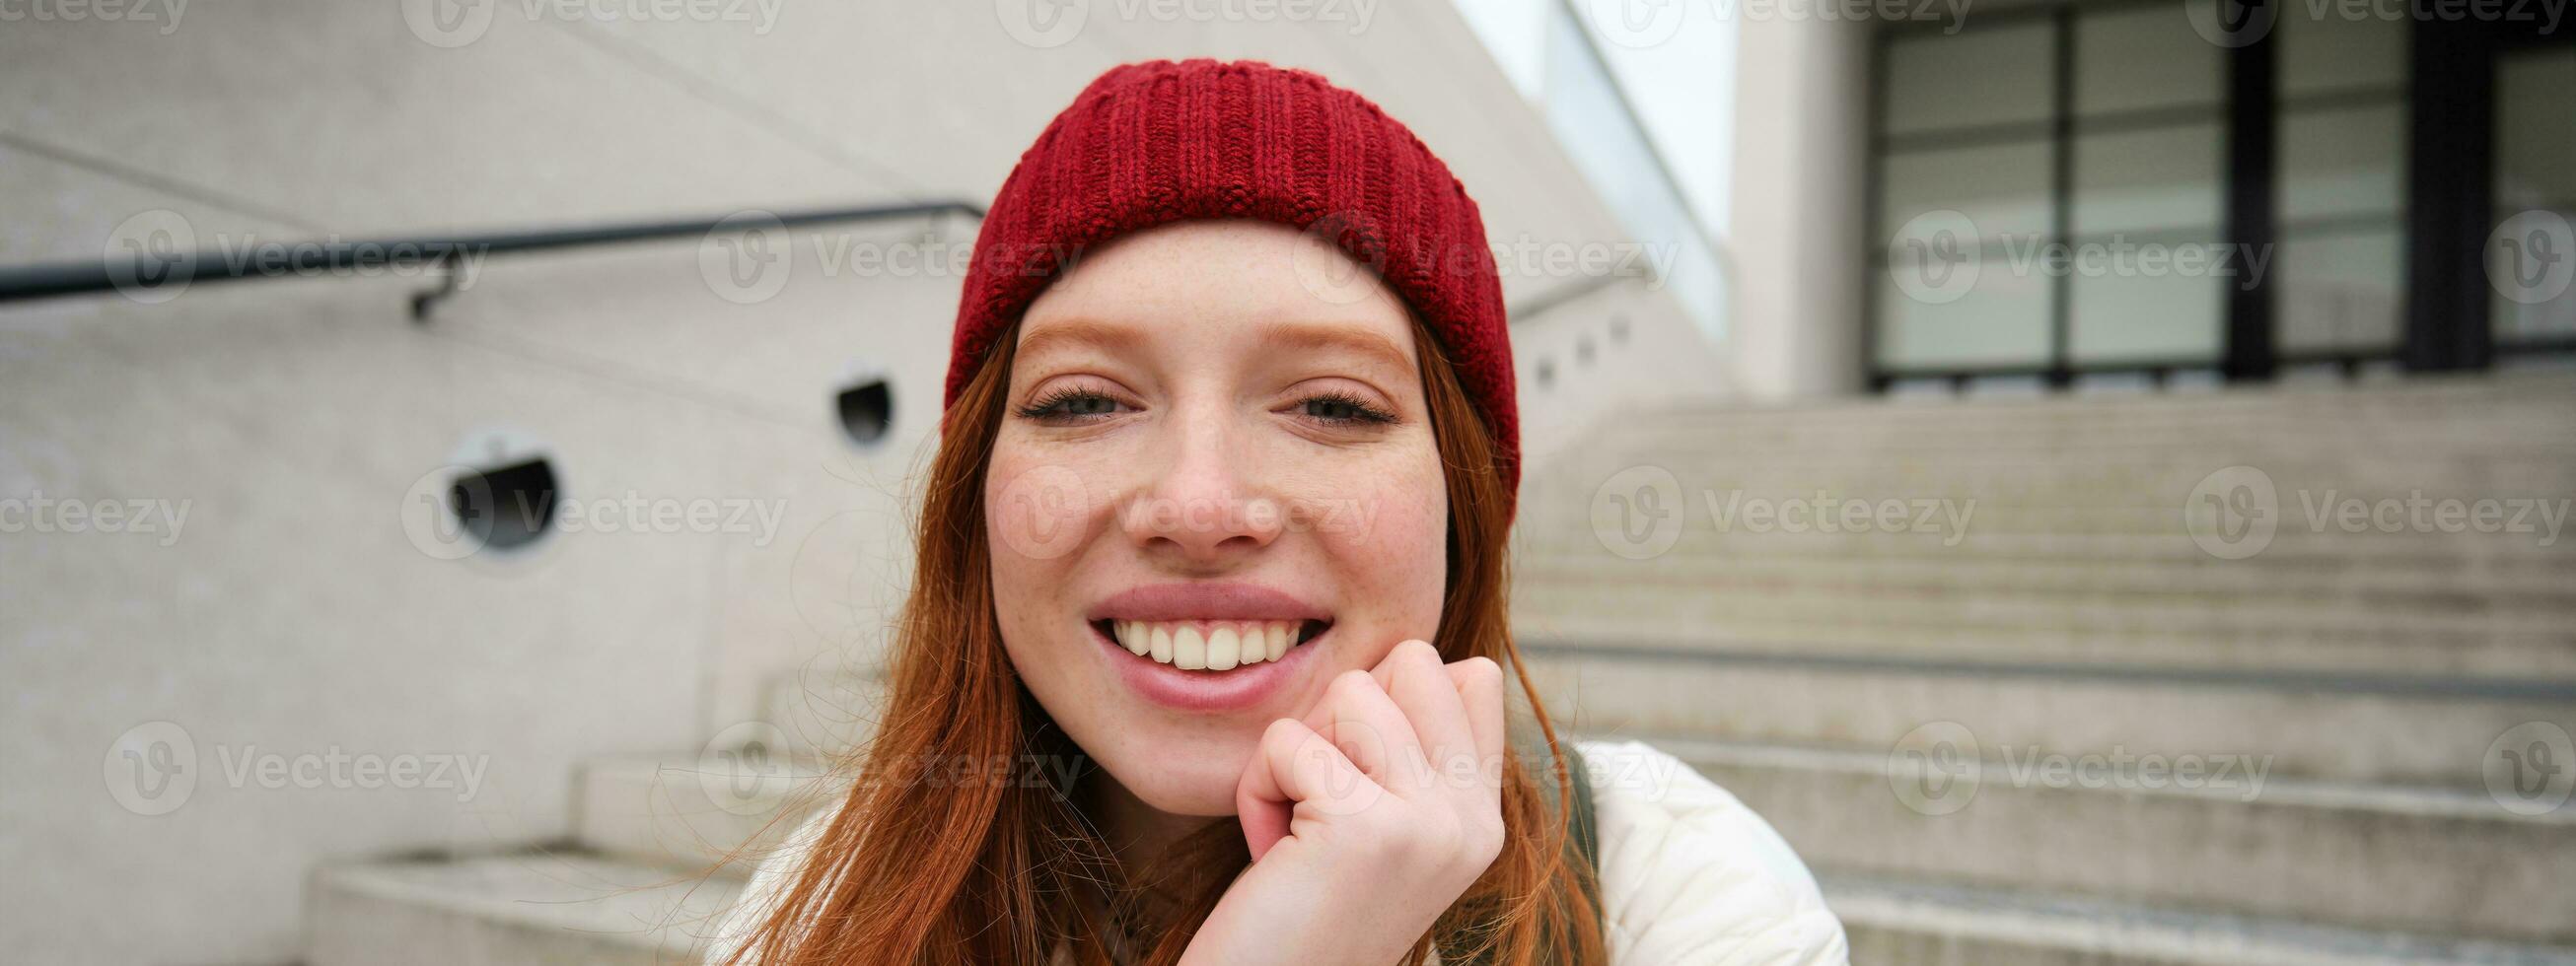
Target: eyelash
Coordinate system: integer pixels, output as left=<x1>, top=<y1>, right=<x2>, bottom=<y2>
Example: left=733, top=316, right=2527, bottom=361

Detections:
left=1013, top=386, right=1397, bottom=427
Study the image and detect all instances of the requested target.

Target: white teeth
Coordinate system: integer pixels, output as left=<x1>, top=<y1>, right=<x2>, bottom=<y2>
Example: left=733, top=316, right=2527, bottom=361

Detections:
left=1119, top=620, right=1147, bottom=656
left=1109, top=619, right=1311, bottom=670
left=1206, top=626, right=1240, bottom=670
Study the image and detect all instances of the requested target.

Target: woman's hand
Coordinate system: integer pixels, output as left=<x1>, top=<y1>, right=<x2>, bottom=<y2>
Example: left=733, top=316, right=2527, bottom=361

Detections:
left=1180, top=640, right=1508, bottom=966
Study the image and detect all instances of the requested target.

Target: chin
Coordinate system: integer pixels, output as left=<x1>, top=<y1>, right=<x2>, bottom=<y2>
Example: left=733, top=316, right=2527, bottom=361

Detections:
left=1101, top=730, right=1260, bottom=817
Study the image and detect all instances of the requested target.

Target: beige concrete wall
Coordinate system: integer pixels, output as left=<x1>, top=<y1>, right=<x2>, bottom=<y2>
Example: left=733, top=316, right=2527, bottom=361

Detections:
left=1724, top=11, right=1873, bottom=401
left=0, top=3, right=1712, bottom=961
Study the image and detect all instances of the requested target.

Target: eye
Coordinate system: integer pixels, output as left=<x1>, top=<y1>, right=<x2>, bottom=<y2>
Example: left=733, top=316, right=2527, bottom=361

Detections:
left=1295, top=390, right=1397, bottom=426
left=1015, top=386, right=1131, bottom=424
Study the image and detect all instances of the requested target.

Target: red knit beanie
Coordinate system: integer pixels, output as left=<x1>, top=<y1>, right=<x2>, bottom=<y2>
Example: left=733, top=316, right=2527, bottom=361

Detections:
left=942, top=58, right=1520, bottom=498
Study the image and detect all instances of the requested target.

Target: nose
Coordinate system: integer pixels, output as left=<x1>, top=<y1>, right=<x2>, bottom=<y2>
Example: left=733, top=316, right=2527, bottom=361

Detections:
left=1122, top=403, right=1285, bottom=564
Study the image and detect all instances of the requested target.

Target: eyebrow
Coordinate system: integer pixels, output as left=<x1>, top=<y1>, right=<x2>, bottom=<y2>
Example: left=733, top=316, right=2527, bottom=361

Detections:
left=1013, top=318, right=1145, bottom=362
left=1015, top=317, right=1414, bottom=376
left=1250, top=319, right=1413, bottom=376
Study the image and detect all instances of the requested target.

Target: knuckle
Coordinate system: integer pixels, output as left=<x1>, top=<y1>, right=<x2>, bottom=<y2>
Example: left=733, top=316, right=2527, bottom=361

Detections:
left=1330, top=668, right=1379, bottom=697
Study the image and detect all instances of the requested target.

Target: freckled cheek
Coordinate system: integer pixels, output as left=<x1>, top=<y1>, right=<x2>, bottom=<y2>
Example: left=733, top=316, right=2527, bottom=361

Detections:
left=1301, top=466, right=1449, bottom=627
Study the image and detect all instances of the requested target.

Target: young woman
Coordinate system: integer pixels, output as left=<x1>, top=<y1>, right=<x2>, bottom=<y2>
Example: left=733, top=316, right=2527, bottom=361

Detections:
left=708, top=59, right=1846, bottom=965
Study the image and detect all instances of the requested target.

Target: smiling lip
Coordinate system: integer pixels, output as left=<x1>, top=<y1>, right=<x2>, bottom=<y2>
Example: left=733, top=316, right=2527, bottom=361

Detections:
left=1088, top=582, right=1331, bottom=713
left=1087, top=582, right=1330, bottom=623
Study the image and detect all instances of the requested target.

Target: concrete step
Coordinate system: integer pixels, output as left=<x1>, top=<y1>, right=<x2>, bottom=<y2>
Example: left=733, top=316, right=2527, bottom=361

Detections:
left=1577, top=425, right=2576, bottom=460
left=573, top=751, right=833, bottom=867
left=1823, top=872, right=2576, bottom=966
left=1600, top=373, right=2576, bottom=435
left=1512, top=604, right=2576, bottom=682
left=1515, top=579, right=2576, bottom=636
left=1625, top=733, right=2576, bottom=942
left=1509, top=553, right=2576, bottom=608
left=305, top=851, right=743, bottom=966
left=1528, top=647, right=2573, bottom=789
left=1514, top=525, right=2576, bottom=569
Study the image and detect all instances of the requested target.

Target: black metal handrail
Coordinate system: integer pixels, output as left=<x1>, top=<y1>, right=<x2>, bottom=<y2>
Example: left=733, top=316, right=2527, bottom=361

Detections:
left=0, top=200, right=983, bottom=309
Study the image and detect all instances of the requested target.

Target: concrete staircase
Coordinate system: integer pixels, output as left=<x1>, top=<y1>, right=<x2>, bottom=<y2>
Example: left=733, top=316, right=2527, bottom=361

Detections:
left=300, top=374, right=2576, bottom=963
left=1511, top=373, right=2576, bottom=964
left=302, top=675, right=884, bottom=965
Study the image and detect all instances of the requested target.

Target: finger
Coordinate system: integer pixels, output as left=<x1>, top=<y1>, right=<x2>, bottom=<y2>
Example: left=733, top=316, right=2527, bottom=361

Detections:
left=1447, top=656, right=1507, bottom=795
left=1378, top=641, right=1477, bottom=789
left=1302, top=667, right=1431, bottom=795
left=1236, top=718, right=1383, bottom=862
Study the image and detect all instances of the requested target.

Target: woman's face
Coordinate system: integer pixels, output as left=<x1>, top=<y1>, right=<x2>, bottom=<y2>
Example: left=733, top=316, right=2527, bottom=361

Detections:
left=985, top=219, right=1450, bottom=817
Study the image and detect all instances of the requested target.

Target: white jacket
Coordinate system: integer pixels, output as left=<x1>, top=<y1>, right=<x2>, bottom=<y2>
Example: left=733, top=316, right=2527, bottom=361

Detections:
left=709, top=738, right=1848, bottom=965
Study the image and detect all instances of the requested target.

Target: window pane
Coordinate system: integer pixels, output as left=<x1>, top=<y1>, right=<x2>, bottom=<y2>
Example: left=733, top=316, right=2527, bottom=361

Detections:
left=2274, top=228, right=2403, bottom=352
left=1881, top=140, right=2054, bottom=241
left=2490, top=208, right=2576, bottom=343
left=2496, top=47, right=2576, bottom=210
left=1885, top=23, right=2054, bottom=136
left=2072, top=123, right=2223, bottom=237
left=2278, top=9, right=2407, bottom=99
left=2069, top=252, right=2226, bottom=362
left=2075, top=5, right=2223, bottom=115
left=1876, top=256, right=2055, bottom=370
left=2279, top=104, right=2405, bottom=224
